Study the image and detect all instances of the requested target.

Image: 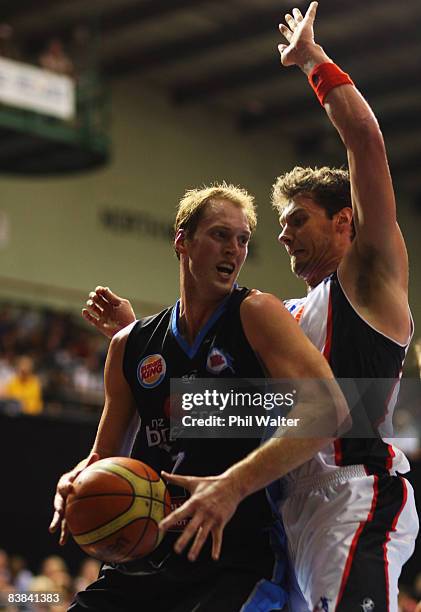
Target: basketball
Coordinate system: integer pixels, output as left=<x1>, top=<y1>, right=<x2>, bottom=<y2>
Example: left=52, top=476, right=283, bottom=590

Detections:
left=65, top=457, right=171, bottom=563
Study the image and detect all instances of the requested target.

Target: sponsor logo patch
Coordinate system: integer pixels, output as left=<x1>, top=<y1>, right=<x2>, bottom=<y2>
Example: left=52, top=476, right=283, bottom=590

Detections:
left=206, top=347, right=234, bottom=374
left=137, top=354, right=166, bottom=388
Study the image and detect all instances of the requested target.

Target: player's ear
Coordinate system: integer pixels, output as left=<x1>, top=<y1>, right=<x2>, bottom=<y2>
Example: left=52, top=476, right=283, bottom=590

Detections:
left=174, top=229, right=187, bottom=256
left=335, top=207, right=352, bottom=234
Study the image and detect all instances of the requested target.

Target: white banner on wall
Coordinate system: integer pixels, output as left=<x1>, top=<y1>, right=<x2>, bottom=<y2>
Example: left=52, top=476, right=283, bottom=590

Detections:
left=0, top=57, right=75, bottom=119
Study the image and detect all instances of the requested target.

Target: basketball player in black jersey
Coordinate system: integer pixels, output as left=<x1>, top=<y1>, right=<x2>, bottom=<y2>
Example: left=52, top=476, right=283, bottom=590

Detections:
left=51, top=183, right=347, bottom=611
left=79, top=4, right=418, bottom=610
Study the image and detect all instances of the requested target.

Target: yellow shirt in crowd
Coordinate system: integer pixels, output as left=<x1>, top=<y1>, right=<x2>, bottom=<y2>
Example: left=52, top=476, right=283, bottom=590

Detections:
left=5, top=375, right=43, bottom=414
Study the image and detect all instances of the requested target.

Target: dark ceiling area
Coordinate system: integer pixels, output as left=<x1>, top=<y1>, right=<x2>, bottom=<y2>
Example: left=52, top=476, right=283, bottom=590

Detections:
left=4, top=0, right=421, bottom=199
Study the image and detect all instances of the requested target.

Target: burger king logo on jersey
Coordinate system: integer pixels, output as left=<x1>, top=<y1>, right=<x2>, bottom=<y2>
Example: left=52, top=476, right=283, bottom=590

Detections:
left=137, top=354, right=167, bottom=388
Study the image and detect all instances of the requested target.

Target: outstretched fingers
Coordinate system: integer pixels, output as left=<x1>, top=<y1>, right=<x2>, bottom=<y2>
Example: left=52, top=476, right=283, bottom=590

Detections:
left=188, top=526, right=210, bottom=561
left=305, top=1, right=318, bottom=25
left=292, top=8, right=303, bottom=22
left=279, top=22, right=292, bottom=42
left=278, top=2, right=319, bottom=67
left=95, top=286, right=123, bottom=307
left=173, top=513, right=205, bottom=555
left=279, top=2, right=317, bottom=37
left=59, top=517, right=69, bottom=546
left=82, top=309, right=100, bottom=326
left=211, top=525, right=223, bottom=560
left=284, top=13, right=296, bottom=31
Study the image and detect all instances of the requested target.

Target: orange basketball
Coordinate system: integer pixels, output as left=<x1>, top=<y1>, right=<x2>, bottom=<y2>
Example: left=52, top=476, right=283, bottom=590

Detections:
left=65, top=457, right=171, bottom=563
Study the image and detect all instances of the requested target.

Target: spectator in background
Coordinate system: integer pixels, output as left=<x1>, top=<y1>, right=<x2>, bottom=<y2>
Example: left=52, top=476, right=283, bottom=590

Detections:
left=39, top=555, right=69, bottom=585
left=0, top=549, right=15, bottom=610
left=0, top=549, right=11, bottom=585
left=73, top=559, right=100, bottom=594
left=414, top=338, right=421, bottom=378
left=72, top=352, right=104, bottom=407
left=398, top=588, right=419, bottom=612
left=413, top=572, right=421, bottom=604
left=0, top=24, right=20, bottom=61
left=0, top=300, right=108, bottom=415
left=391, top=408, right=421, bottom=461
left=0, top=354, right=13, bottom=389
left=38, top=38, right=74, bottom=77
left=3, top=355, right=43, bottom=414
left=9, top=554, right=33, bottom=592
left=70, top=25, right=96, bottom=78
left=30, top=555, right=73, bottom=607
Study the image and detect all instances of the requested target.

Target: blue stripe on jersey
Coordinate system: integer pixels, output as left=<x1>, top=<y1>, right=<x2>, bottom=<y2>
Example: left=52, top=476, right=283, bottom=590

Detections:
left=171, top=291, right=232, bottom=359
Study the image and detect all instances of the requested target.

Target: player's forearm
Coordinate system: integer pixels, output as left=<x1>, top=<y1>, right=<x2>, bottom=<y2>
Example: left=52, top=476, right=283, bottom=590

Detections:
left=225, top=384, right=350, bottom=499
left=225, top=434, right=331, bottom=500
left=324, top=84, right=383, bottom=153
left=296, top=42, right=383, bottom=151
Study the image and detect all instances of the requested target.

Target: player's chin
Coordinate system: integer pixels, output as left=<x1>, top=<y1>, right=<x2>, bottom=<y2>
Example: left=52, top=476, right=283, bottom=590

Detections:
left=291, top=258, right=307, bottom=278
left=213, top=275, right=236, bottom=295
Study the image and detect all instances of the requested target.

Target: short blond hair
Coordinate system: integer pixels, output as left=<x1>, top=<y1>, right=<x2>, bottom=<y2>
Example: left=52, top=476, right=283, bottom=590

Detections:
left=174, top=182, right=257, bottom=240
left=272, top=166, right=351, bottom=217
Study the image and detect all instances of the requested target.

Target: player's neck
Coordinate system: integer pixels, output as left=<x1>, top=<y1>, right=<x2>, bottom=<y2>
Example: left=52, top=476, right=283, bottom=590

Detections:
left=302, top=237, right=349, bottom=290
left=305, top=265, right=336, bottom=290
left=178, top=289, right=228, bottom=345
left=304, top=254, right=342, bottom=290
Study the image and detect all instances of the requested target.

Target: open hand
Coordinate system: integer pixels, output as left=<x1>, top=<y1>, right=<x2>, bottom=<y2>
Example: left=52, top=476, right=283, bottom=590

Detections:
left=278, top=2, right=318, bottom=68
left=82, top=286, right=136, bottom=339
left=159, top=471, right=243, bottom=562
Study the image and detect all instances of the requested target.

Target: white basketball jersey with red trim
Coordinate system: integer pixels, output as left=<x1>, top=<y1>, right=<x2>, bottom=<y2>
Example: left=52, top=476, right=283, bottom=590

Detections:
left=283, top=272, right=411, bottom=483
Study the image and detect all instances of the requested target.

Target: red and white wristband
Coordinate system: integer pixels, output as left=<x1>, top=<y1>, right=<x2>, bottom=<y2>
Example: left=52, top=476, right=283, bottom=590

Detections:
left=308, top=62, right=354, bottom=106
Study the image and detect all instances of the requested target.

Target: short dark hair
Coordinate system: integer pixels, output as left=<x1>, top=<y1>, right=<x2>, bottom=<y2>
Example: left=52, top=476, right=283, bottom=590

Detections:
left=272, top=166, right=351, bottom=218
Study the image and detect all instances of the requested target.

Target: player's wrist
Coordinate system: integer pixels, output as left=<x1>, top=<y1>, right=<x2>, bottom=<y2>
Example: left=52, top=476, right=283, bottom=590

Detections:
left=308, top=61, right=354, bottom=106
left=299, top=44, right=330, bottom=75
left=223, top=464, right=253, bottom=501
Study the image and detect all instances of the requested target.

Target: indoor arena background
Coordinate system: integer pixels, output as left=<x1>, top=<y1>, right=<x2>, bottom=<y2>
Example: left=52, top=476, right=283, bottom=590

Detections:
left=0, top=1, right=419, bottom=609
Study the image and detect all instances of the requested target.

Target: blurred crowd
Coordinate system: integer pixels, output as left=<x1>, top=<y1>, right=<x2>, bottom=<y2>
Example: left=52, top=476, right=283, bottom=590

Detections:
left=0, top=301, right=107, bottom=417
left=0, top=549, right=100, bottom=611
left=0, top=547, right=420, bottom=611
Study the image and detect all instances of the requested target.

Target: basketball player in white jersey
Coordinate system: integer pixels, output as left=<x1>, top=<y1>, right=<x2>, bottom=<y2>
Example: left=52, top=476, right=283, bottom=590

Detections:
left=265, top=3, right=418, bottom=610
left=81, top=3, right=418, bottom=610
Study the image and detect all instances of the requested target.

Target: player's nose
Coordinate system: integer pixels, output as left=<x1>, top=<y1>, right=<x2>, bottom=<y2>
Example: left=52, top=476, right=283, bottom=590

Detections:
left=278, top=226, right=292, bottom=246
left=225, top=236, right=240, bottom=255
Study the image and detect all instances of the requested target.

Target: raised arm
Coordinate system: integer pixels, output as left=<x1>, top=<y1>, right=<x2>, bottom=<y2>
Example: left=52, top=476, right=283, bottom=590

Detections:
left=159, top=292, right=348, bottom=560
left=278, top=3, right=409, bottom=341
left=49, top=323, right=139, bottom=544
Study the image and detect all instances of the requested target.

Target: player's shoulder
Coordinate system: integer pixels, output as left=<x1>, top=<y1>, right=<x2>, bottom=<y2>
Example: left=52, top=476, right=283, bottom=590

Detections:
left=242, top=289, right=285, bottom=312
left=115, top=307, right=172, bottom=343
left=241, top=290, right=288, bottom=325
left=109, top=321, right=137, bottom=354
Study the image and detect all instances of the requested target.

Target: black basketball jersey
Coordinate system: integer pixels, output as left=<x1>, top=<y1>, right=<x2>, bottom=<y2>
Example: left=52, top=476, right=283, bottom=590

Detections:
left=122, top=286, right=273, bottom=568
left=284, top=271, right=411, bottom=478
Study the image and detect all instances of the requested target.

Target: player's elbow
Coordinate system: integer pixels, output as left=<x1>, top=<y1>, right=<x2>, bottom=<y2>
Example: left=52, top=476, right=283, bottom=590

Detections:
left=344, top=115, right=385, bottom=153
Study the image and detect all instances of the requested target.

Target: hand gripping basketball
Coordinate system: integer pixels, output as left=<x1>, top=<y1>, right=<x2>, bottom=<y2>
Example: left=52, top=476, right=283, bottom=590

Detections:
left=65, top=457, right=171, bottom=563
left=49, top=452, right=100, bottom=546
